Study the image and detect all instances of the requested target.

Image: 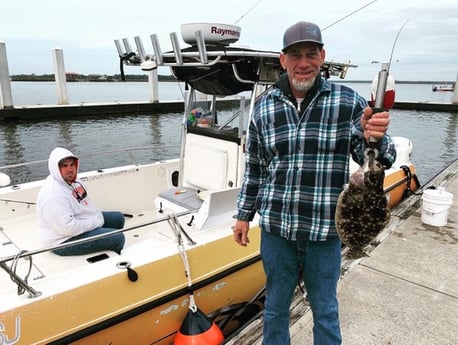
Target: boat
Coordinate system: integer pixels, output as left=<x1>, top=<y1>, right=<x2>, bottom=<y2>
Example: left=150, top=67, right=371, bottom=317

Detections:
left=432, top=83, right=455, bottom=92
left=0, top=23, right=420, bottom=344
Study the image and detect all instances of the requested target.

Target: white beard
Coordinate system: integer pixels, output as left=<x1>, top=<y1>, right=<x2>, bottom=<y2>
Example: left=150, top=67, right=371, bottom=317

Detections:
left=291, top=77, right=315, bottom=93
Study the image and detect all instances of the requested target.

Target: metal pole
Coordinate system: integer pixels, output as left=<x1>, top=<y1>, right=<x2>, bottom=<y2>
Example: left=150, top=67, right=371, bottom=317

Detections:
left=52, top=48, right=69, bottom=105
left=374, top=62, right=390, bottom=109
left=0, top=41, right=14, bottom=109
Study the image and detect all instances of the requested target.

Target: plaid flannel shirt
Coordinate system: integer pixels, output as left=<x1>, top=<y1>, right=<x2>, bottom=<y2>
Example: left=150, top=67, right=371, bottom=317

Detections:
left=237, top=77, right=396, bottom=241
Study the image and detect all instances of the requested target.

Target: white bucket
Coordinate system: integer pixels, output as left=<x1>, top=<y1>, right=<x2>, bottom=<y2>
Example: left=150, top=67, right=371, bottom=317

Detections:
left=421, top=188, right=453, bottom=226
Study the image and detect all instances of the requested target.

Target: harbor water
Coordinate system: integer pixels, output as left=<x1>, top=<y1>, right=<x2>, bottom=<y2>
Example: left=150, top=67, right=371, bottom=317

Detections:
left=8, top=80, right=456, bottom=106
left=1, top=81, right=457, bottom=186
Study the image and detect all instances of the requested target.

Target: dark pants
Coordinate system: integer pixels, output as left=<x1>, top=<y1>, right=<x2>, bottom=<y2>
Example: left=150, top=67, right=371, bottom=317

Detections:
left=53, top=211, right=125, bottom=256
left=261, top=229, right=342, bottom=345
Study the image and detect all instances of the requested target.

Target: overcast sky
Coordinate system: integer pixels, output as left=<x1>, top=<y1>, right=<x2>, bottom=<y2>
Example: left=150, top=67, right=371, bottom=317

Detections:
left=1, top=0, right=457, bottom=81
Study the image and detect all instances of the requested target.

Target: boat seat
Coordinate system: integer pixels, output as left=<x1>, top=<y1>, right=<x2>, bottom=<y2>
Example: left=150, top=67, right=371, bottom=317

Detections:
left=0, top=213, right=122, bottom=279
left=157, top=187, right=203, bottom=211
left=182, top=133, right=239, bottom=191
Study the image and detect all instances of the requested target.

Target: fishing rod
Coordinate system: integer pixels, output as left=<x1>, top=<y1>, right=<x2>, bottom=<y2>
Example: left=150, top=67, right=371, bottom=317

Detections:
left=322, top=0, right=378, bottom=31
left=366, top=19, right=409, bottom=159
left=234, top=0, right=263, bottom=25
left=373, top=19, right=410, bottom=110
left=387, top=19, right=410, bottom=72
left=236, top=0, right=377, bottom=28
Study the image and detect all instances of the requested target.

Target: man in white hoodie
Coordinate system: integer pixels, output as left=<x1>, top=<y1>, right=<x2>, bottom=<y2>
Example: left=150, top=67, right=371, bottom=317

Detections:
left=37, top=147, right=125, bottom=256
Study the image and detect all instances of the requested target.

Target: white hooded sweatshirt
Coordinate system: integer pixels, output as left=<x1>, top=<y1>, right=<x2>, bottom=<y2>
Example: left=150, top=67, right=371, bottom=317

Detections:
left=37, top=147, right=104, bottom=247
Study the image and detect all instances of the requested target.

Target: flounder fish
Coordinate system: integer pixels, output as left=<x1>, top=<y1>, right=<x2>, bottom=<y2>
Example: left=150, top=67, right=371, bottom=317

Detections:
left=335, top=157, right=390, bottom=259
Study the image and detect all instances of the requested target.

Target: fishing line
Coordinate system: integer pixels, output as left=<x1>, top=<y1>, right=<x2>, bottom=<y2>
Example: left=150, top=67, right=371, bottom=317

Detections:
left=386, top=19, right=410, bottom=71
left=322, top=0, right=378, bottom=31
left=371, top=19, right=410, bottom=107
left=234, top=0, right=263, bottom=25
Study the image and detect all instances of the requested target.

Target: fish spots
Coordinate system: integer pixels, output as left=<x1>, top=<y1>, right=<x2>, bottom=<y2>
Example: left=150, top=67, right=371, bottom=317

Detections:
left=336, top=159, right=390, bottom=259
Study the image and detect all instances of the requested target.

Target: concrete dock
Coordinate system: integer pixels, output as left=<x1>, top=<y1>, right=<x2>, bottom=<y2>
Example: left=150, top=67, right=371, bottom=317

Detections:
left=1, top=100, right=457, bottom=121
left=226, top=158, right=458, bottom=345
left=0, top=99, right=244, bottom=121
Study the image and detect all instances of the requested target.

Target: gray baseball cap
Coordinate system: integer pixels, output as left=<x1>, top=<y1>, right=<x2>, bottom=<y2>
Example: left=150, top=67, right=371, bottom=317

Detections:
left=282, top=21, right=324, bottom=52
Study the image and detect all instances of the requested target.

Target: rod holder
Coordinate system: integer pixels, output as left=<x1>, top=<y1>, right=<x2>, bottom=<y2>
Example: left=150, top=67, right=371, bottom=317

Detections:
left=122, top=38, right=134, bottom=54
left=195, top=30, right=208, bottom=64
left=134, top=36, right=146, bottom=61
left=150, top=34, right=163, bottom=65
left=114, top=39, right=126, bottom=56
left=170, top=32, right=183, bottom=65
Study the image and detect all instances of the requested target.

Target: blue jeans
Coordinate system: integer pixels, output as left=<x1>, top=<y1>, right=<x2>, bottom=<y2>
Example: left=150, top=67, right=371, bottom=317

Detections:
left=261, top=229, right=342, bottom=345
left=53, top=211, right=126, bottom=256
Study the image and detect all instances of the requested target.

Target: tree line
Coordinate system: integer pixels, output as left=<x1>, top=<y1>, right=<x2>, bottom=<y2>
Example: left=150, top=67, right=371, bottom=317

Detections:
left=10, top=74, right=176, bottom=82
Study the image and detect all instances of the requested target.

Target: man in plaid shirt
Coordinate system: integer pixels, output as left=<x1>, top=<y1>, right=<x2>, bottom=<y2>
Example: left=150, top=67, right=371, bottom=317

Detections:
left=233, top=21, right=396, bottom=345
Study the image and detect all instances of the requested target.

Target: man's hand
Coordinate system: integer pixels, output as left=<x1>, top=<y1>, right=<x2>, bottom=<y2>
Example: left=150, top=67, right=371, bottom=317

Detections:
left=233, top=220, right=250, bottom=247
left=361, top=106, right=390, bottom=142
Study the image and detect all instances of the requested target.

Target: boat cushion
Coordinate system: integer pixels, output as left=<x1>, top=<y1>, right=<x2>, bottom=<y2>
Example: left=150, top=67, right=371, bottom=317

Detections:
left=183, top=142, right=228, bottom=191
left=158, top=187, right=203, bottom=210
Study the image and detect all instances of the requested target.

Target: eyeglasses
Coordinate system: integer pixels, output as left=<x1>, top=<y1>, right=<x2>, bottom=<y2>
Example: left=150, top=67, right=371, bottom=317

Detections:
left=71, top=182, right=87, bottom=203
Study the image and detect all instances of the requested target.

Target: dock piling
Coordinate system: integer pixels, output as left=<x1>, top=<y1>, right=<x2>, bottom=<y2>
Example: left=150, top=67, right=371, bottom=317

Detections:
left=0, top=41, right=14, bottom=109
left=52, top=48, right=69, bottom=105
left=134, top=36, right=159, bottom=103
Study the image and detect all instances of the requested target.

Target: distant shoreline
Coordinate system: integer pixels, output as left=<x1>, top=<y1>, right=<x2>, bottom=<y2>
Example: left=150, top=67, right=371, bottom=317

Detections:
left=9, top=74, right=177, bottom=83
left=9, top=74, right=454, bottom=85
left=336, top=80, right=456, bottom=85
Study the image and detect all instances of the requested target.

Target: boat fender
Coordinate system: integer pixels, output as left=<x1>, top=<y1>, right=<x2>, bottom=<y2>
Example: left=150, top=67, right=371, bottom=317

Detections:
left=174, top=306, right=224, bottom=345
left=116, top=261, right=139, bottom=282
left=0, top=172, right=11, bottom=187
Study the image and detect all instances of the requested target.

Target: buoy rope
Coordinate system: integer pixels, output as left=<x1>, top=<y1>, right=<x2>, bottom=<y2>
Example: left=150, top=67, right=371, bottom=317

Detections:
left=167, top=213, right=198, bottom=312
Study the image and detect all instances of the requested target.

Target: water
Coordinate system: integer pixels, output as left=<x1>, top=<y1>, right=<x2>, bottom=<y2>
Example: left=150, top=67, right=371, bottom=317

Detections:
left=0, top=113, right=184, bottom=184
left=8, top=81, right=456, bottom=106
left=10, top=81, right=187, bottom=106
left=1, top=82, right=457, bottom=186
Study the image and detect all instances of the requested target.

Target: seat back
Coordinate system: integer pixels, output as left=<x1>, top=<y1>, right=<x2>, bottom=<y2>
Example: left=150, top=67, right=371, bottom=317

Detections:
left=182, top=133, right=239, bottom=191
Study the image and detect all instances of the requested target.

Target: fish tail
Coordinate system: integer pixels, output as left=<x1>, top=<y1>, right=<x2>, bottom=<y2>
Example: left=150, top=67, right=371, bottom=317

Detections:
left=347, top=249, right=369, bottom=260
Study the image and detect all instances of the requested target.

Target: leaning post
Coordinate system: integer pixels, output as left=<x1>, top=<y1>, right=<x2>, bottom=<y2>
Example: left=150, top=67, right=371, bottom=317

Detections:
left=0, top=41, right=14, bottom=109
left=52, top=47, right=69, bottom=105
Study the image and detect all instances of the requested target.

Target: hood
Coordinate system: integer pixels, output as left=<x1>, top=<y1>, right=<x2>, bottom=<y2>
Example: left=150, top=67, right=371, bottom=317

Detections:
left=48, top=147, right=79, bottom=183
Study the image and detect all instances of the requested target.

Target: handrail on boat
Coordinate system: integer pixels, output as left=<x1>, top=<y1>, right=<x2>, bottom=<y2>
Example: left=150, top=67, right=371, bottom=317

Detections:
left=0, top=208, right=196, bottom=298
left=0, top=144, right=182, bottom=187
left=0, top=260, right=42, bottom=298
left=0, top=209, right=195, bottom=264
left=0, top=145, right=180, bottom=172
